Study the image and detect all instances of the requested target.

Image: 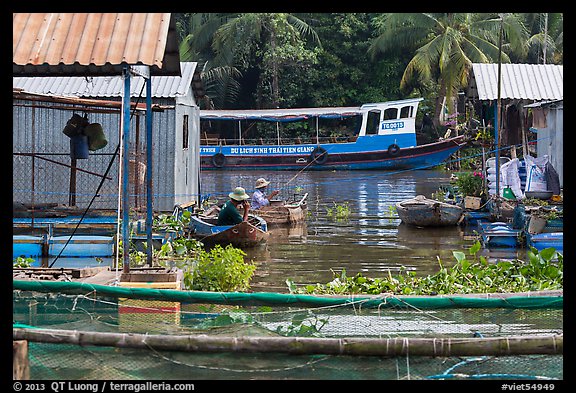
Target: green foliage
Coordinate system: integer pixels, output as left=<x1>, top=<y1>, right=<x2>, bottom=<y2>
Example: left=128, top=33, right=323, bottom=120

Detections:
left=326, top=201, right=351, bottom=220
left=124, top=209, right=256, bottom=292
left=153, top=210, right=191, bottom=236
left=523, top=198, right=550, bottom=207
left=431, top=189, right=446, bottom=202
left=185, top=305, right=328, bottom=337
left=13, top=256, right=34, bottom=268
left=175, top=13, right=562, bottom=115
left=457, top=147, right=485, bottom=170
left=289, top=242, right=563, bottom=295
left=453, top=171, right=485, bottom=197
left=275, top=312, right=328, bottom=337
left=177, top=244, right=256, bottom=292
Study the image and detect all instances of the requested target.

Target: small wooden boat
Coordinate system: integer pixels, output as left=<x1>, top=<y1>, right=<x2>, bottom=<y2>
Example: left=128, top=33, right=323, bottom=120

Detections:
left=395, top=195, right=464, bottom=227
left=188, top=214, right=269, bottom=248
left=254, top=193, right=308, bottom=227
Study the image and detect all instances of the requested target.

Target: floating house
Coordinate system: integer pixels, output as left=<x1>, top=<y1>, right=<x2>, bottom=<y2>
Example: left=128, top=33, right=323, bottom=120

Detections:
left=465, top=63, right=563, bottom=189
left=13, top=13, right=189, bottom=266
left=523, top=99, right=563, bottom=188
left=13, top=61, right=203, bottom=213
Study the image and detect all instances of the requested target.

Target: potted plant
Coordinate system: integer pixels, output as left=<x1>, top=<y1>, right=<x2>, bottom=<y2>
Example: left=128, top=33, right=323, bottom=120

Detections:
left=453, top=171, right=485, bottom=209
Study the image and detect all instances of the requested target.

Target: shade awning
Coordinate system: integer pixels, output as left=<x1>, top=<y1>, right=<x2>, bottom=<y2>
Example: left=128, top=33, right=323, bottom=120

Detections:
left=200, top=107, right=364, bottom=122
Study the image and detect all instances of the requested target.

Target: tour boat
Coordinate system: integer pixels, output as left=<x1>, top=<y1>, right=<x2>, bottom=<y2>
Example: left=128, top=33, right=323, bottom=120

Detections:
left=199, top=98, right=466, bottom=171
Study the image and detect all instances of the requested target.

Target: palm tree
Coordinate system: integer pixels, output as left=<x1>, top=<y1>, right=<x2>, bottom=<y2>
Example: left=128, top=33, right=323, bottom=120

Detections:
left=523, top=13, right=563, bottom=64
left=368, top=13, right=528, bottom=127
left=177, top=13, right=321, bottom=109
left=177, top=13, right=242, bottom=109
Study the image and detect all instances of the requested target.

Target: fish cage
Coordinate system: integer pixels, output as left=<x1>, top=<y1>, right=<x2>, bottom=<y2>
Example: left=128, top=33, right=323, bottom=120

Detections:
left=13, top=280, right=563, bottom=381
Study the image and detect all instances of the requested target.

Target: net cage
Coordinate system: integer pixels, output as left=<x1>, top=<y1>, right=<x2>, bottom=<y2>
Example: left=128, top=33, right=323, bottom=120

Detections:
left=13, top=280, right=563, bottom=381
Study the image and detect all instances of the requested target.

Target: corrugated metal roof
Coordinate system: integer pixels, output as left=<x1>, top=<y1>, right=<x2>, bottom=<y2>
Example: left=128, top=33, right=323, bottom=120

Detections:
left=13, top=62, right=198, bottom=98
left=13, top=13, right=181, bottom=76
left=469, top=63, right=563, bottom=101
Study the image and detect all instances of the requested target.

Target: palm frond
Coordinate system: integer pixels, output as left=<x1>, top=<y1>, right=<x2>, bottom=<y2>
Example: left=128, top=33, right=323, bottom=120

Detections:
left=286, top=14, right=322, bottom=47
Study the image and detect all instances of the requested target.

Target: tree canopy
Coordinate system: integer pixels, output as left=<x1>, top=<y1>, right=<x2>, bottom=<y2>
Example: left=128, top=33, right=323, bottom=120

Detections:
left=175, top=12, right=562, bottom=121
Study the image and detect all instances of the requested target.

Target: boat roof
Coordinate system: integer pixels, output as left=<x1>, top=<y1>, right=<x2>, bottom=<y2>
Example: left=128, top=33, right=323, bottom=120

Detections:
left=200, top=98, right=423, bottom=122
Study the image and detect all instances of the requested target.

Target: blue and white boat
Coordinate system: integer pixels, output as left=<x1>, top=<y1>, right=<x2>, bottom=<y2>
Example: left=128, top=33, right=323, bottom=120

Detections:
left=199, top=98, right=466, bottom=171
left=527, top=232, right=563, bottom=253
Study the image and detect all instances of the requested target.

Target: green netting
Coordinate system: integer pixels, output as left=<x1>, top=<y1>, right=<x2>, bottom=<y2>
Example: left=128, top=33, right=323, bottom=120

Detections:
left=13, top=280, right=563, bottom=380
left=20, top=342, right=564, bottom=380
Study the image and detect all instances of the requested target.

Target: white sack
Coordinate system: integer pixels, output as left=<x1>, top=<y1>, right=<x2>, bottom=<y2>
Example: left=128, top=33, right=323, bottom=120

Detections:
left=524, top=155, right=549, bottom=192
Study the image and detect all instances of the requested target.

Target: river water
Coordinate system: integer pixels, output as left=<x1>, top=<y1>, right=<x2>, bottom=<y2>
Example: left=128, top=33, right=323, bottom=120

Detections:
left=199, top=169, right=527, bottom=293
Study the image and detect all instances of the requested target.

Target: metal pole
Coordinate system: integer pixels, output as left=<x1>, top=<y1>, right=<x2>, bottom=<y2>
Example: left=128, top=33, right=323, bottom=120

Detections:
left=543, top=13, right=548, bottom=64
left=145, top=76, right=153, bottom=266
left=121, top=66, right=131, bottom=274
left=495, top=14, right=504, bottom=199
left=134, top=116, right=140, bottom=209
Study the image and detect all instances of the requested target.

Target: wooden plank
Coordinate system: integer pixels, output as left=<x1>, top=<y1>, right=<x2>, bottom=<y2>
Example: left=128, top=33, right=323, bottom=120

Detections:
left=120, top=272, right=177, bottom=282
left=13, top=266, right=108, bottom=278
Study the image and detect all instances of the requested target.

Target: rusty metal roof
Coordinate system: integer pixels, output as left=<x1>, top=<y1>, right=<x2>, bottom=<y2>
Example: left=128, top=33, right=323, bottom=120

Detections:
left=468, top=63, right=563, bottom=101
left=13, top=13, right=181, bottom=76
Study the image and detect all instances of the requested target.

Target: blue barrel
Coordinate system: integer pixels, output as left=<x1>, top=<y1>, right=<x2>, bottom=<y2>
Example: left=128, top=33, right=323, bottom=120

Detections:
left=70, top=134, right=89, bottom=159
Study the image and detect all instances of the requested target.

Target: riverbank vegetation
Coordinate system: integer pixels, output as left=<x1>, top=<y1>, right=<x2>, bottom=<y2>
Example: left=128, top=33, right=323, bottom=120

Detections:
left=176, top=12, right=562, bottom=129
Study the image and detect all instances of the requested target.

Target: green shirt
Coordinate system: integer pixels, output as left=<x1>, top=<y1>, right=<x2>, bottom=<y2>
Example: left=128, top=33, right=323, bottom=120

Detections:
left=217, top=200, right=243, bottom=226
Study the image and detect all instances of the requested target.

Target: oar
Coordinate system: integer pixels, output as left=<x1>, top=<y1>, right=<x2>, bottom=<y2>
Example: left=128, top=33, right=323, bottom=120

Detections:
left=297, top=193, right=309, bottom=207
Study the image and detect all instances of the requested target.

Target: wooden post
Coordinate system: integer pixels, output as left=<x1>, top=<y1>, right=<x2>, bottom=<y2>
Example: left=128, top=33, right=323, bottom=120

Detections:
left=13, top=340, right=30, bottom=380
left=69, top=157, right=77, bottom=206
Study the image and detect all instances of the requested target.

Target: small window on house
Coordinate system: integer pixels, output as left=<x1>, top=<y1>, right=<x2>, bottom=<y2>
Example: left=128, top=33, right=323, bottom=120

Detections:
left=383, top=108, right=398, bottom=120
left=182, top=115, right=189, bottom=149
left=400, top=105, right=413, bottom=118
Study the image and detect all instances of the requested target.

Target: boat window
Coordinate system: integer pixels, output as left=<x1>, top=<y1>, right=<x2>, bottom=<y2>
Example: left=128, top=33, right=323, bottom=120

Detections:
left=383, top=108, right=398, bottom=120
left=400, top=105, right=413, bottom=119
left=366, top=110, right=380, bottom=135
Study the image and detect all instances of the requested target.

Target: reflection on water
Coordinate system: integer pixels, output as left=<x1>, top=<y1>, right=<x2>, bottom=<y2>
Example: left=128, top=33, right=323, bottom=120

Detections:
left=24, top=170, right=530, bottom=292
left=200, top=169, right=530, bottom=293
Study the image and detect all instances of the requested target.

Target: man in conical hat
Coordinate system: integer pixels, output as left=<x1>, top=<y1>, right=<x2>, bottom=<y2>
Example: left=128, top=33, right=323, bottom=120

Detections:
left=251, top=178, right=279, bottom=210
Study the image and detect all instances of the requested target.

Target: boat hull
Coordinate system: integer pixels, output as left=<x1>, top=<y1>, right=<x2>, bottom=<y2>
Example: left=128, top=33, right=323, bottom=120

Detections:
left=396, top=196, right=463, bottom=227
left=527, top=232, right=563, bottom=253
left=189, top=215, right=269, bottom=248
left=254, top=194, right=308, bottom=226
left=200, top=136, right=465, bottom=171
left=255, top=204, right=305, bottom=226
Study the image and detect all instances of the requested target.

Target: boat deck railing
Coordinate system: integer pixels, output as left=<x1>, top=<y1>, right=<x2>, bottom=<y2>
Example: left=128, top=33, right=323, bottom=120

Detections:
left=201, top=134, right=358, bottom=146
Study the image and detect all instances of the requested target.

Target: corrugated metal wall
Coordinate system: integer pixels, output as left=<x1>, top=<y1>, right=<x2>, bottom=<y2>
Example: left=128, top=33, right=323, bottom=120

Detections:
left=12, top=98, right=192, bottom=212
left=536, top=105, right=563, bottom=188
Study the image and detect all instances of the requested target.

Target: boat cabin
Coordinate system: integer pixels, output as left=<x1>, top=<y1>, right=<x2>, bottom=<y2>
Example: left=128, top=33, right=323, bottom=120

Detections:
left=200, top=98, right=423, bottom=147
